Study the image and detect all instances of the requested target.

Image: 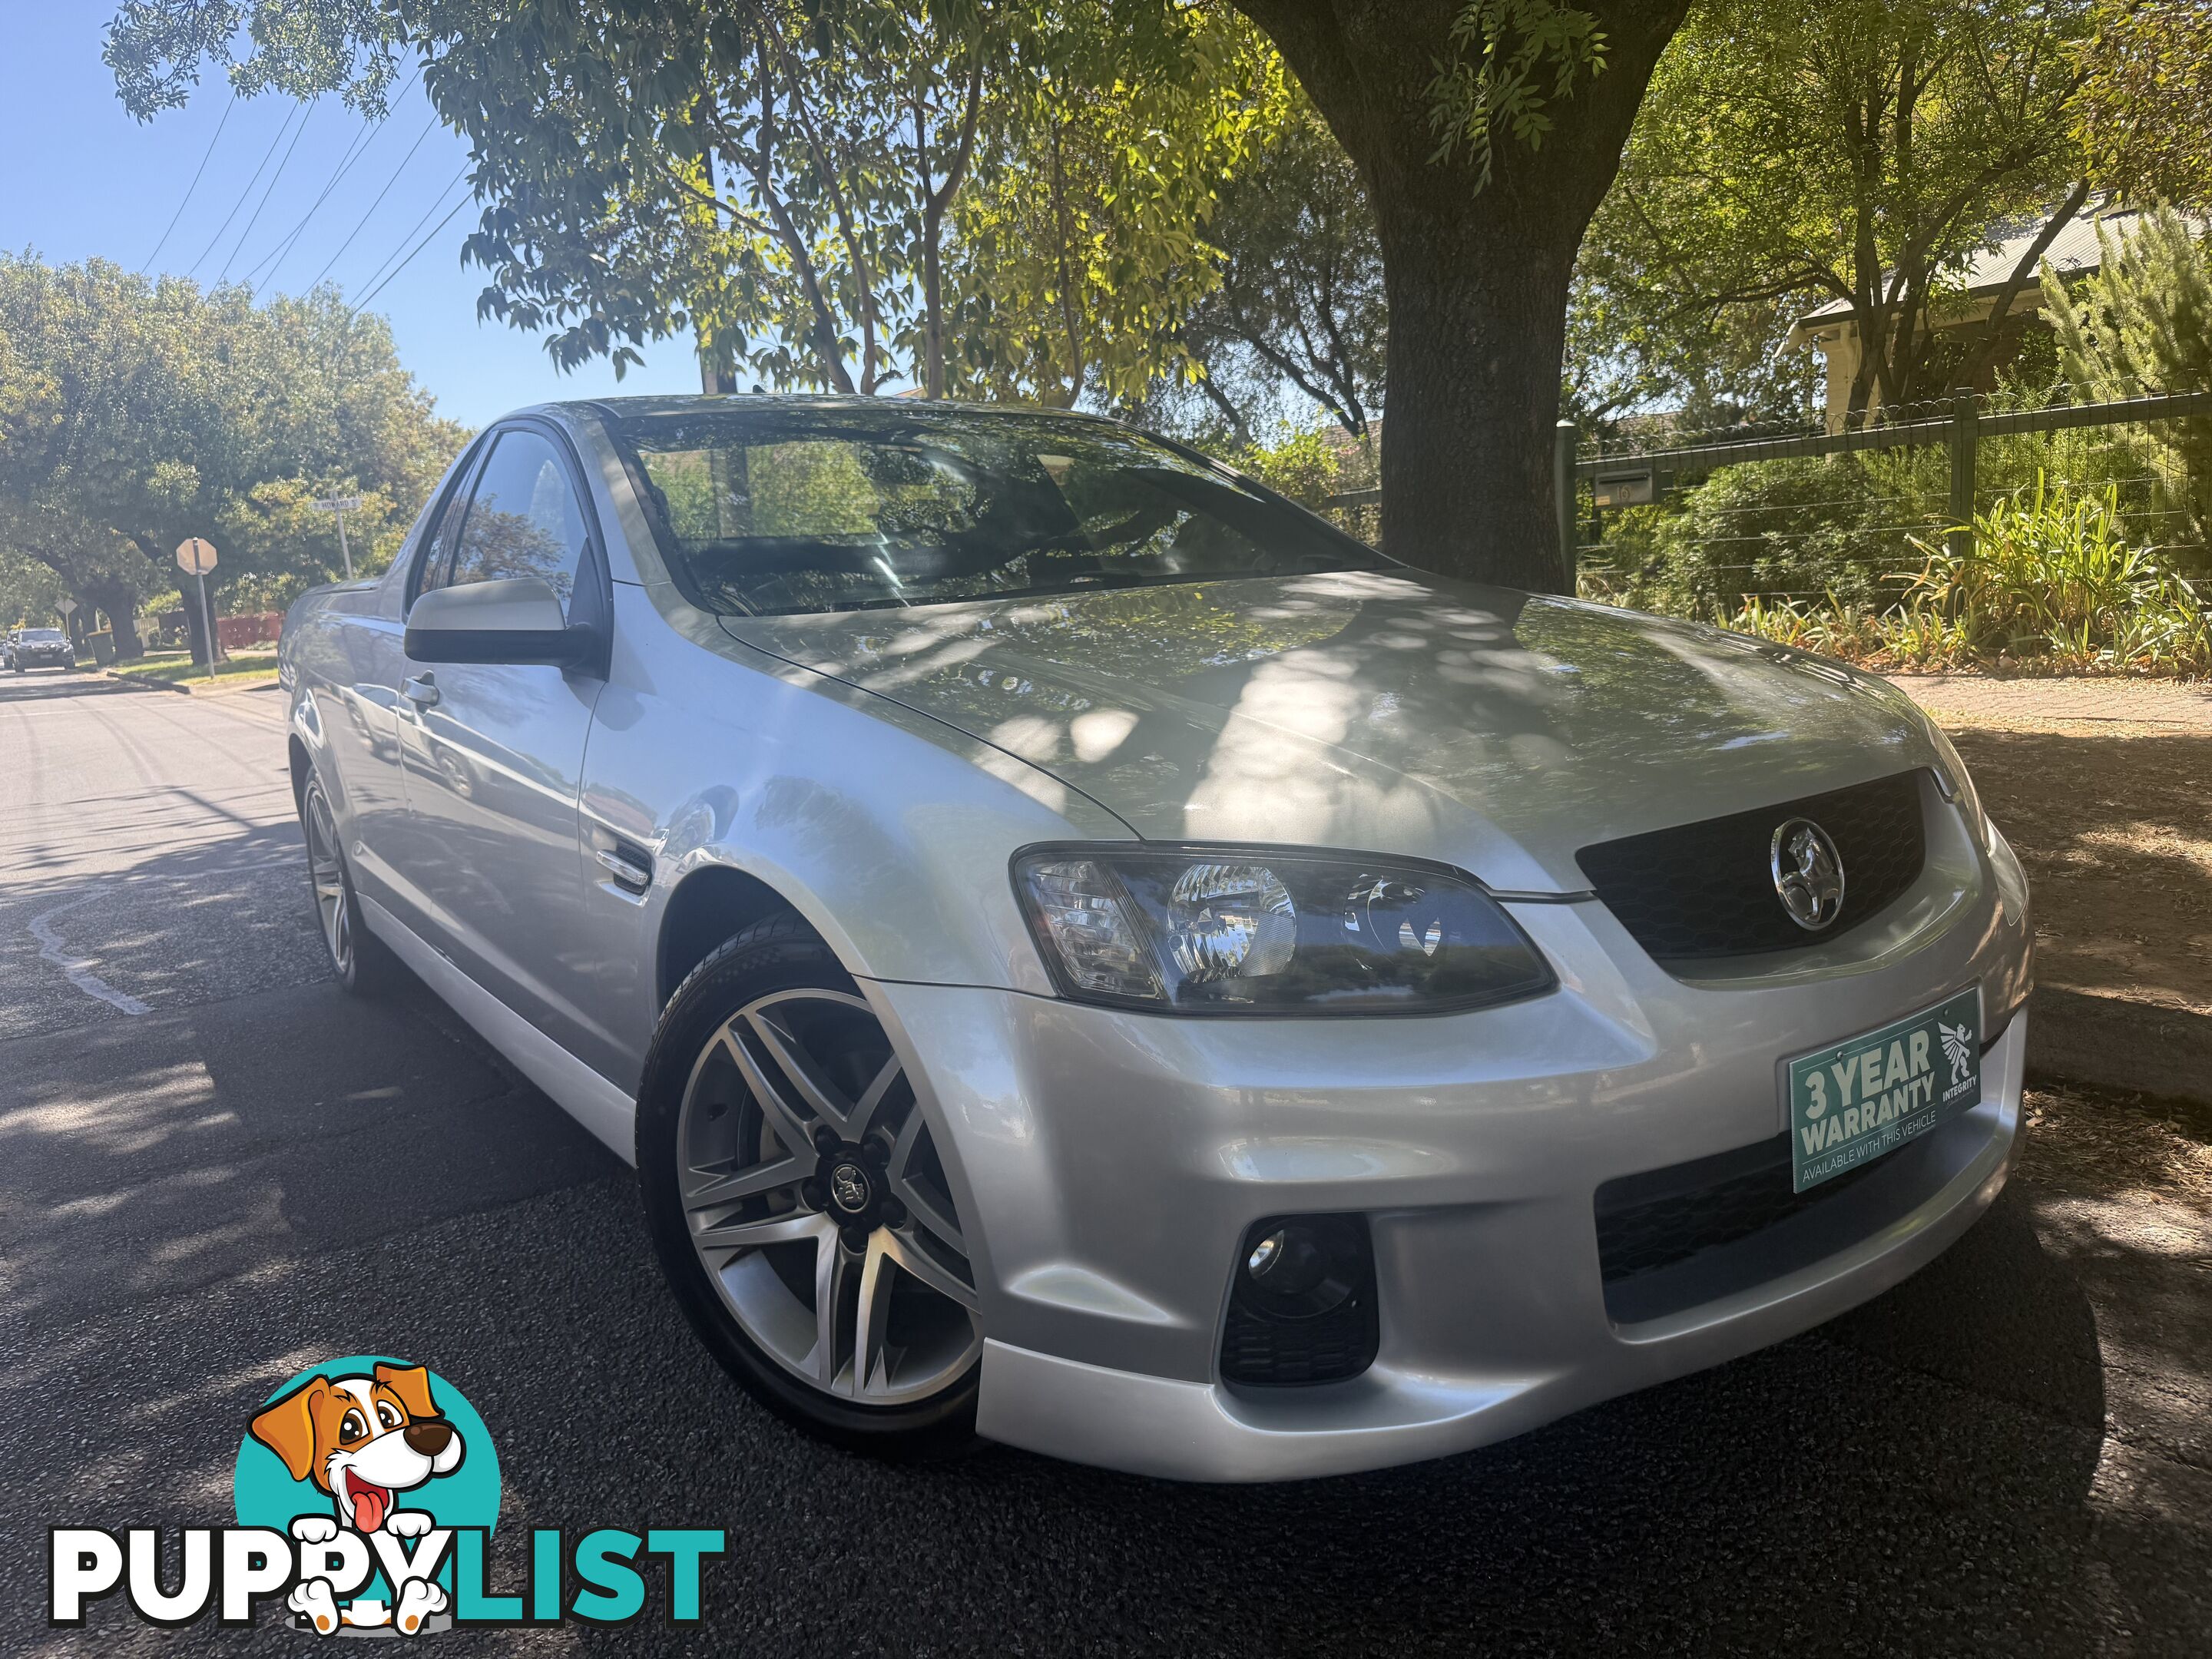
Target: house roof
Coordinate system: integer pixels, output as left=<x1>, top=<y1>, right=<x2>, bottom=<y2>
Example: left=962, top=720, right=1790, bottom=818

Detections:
left=1785, top=204, right=2187, bottom=343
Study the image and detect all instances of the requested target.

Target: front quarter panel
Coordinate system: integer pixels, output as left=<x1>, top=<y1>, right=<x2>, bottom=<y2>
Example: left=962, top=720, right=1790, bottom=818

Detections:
left=571, top=582, right=1136, bottom=1089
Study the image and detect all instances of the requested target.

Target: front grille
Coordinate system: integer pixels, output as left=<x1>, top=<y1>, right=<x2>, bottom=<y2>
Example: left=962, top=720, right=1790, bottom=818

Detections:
left=1577, top=770, right=1926, bottom=961
left=1594, top=1134, right=1885, bottom=1283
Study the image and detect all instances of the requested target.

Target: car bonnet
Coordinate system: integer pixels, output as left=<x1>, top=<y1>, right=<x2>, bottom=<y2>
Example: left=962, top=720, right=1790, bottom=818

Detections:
left=720, top=570, right=1938, bottom=895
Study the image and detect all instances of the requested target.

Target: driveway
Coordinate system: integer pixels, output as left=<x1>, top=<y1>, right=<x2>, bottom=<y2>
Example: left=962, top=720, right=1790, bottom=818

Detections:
left=1, top=676, right=2205, bottom=1654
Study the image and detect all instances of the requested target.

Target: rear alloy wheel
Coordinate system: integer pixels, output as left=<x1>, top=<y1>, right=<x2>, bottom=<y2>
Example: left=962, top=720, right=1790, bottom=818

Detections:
left=638, top=919, right=982, bottom=1456
left=300, top=773, right=394, bottom=994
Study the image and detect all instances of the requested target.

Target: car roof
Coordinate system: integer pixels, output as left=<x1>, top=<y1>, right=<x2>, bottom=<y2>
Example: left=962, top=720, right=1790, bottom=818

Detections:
left=517, top=393, right=1130, bottom=431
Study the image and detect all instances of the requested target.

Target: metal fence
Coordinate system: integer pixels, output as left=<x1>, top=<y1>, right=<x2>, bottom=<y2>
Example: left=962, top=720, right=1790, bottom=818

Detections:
left=1561, top=387, right=2212, bottom=618
left=1319, top=386, right=2212, bottom=617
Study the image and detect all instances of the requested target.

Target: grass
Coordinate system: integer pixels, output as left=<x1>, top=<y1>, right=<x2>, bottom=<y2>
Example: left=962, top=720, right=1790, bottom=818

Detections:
left=108, top=649, right=280, bottom=686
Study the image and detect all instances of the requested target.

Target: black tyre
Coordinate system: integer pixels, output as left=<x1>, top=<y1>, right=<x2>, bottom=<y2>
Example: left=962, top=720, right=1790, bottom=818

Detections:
left=637, top=915, right=983, bottom=1460
left=300, top=771, right=398, bottom=994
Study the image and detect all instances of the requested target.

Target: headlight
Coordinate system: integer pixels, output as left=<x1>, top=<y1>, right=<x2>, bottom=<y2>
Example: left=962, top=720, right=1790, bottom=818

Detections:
left=1012, top=845, right=1555, bottom=1015
left=1922, top=722, right=1988, bottom=844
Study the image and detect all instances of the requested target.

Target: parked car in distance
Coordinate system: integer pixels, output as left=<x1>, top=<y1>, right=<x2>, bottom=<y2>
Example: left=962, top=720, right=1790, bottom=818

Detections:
left=280, top=397, right=2033, bottom=1480
left=9, top=628, right=76, bottom=673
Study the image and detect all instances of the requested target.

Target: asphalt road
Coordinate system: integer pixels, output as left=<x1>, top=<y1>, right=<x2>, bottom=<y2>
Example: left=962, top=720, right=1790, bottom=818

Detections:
left=1, top=674, right=2205, bottom=1655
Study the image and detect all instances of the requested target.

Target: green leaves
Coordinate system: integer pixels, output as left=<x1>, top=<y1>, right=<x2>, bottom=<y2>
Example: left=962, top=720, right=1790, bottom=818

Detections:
left=2075, top=1, right=2212, bottom=211
left=1426, top=1, right=1608, bottom=184
left=2042, top=205, right=2212, bottom=541
left=1599, top=0, right=2096, bottom=422
left=948, top=5, right=1282, bottom=408
left=0, top=256, right=466, bottom=618
left=108, top=0, right=402, bottom=118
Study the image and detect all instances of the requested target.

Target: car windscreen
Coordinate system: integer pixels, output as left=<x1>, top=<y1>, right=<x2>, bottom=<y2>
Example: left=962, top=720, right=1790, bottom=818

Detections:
left=22, top=630, right=65, bottom=642
left=609, top=409, right=1384, bottom=616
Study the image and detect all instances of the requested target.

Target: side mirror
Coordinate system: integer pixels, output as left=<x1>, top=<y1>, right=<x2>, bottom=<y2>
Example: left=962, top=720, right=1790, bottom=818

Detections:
left=403, top=576, right=593, bottom=667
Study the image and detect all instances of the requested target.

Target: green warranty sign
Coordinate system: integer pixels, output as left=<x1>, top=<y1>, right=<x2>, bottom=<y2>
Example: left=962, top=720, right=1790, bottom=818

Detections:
left=1787, top=988, right=1982, bottom=1192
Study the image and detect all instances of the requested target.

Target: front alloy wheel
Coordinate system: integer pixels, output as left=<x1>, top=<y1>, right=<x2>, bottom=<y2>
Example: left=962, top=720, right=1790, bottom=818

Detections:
left=638, top=919, right=982, bottom=1455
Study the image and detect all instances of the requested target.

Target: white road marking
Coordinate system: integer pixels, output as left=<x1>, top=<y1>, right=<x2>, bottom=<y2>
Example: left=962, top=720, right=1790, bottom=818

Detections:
left=27, top=892, right=151, bottom=1015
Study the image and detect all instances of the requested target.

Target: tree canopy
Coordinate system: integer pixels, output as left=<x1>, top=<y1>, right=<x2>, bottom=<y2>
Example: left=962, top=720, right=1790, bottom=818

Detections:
left=1598, top=0, right=2096, bottom=426
left=1167, top=88, right=1386, bottom=442
left=111, top=0, right=1701, bottom=591
left=2076, top=0, right=2212, bottom=210
left=0, top=255, right=465, bottom=655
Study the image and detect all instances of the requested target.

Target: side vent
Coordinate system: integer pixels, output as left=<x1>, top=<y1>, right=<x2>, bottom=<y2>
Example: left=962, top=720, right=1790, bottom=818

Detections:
left=594, top=838, right=654, bottom=896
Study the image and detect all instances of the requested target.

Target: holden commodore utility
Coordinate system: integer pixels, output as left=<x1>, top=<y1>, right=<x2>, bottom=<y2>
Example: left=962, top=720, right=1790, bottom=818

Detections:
left=278, top=398, right=2032, bottom=1479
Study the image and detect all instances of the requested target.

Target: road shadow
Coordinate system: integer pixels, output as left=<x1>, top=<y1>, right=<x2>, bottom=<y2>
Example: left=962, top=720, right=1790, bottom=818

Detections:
left=0, top=819, right=617, bottom=1339
left=0, top=673, right=165, bottom=704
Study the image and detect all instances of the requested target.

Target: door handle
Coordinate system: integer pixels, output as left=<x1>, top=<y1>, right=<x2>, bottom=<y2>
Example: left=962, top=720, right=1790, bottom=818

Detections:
left=402, top=673, right=440, bottom=708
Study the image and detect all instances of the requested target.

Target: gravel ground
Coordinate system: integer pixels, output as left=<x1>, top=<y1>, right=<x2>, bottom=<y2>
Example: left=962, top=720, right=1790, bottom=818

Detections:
left=1, top=674, right=2205, bottom=1655
left=1889, top=674, right=2212, bottom=1111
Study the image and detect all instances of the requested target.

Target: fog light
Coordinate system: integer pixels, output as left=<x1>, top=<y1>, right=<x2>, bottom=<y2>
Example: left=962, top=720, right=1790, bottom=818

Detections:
left=1221, top=1214, right=1378, bottom=1388
left=1246, top=1230, right=1283, bottom=1277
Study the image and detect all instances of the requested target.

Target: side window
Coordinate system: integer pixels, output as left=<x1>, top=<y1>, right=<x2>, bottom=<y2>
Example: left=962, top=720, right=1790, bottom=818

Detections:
left=448, top=429, right=590, bottom=608
left=411, top=476, right=473, bottom=605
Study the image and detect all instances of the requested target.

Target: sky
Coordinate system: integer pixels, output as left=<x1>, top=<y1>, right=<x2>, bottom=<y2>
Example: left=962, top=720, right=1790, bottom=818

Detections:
left=1, top=6, right=703, bottom=429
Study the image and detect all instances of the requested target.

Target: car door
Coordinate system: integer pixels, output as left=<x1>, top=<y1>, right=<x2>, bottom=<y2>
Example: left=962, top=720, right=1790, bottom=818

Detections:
left=392, top=419, right=611, bottom=1051
left=328, top=448, right=483, bottom=915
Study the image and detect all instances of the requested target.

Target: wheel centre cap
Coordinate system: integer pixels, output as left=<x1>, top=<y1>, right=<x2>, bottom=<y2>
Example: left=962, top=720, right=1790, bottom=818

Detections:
left=826, top=1160, right=873, bottom=1216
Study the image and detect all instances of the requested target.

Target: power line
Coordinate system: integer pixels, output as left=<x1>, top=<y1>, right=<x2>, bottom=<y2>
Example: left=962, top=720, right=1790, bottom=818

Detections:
left=184, top=100, right=303, bottom=280
left=237, top=70, right=420, bottom=293
left=353, top=188, right=472, bottom=313
left=141, top=91, right=237, bottom=274
left=218, top=98, right=316, bottom=283
left=237, top=111, right=382, bottom=290
left=306, top=111, right=439, bottom=290
left=348, top=167, right=472, bottom=314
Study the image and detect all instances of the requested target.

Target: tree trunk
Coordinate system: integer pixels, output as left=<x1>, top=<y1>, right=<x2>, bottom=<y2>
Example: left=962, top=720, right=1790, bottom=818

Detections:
left=1230, top=0, right=1690, bottom=591
left=922, top=229, right=946, bottom=399
left=82, top=576, right=145, bottom=660
left=1369, top=203, right=1580, bottom=588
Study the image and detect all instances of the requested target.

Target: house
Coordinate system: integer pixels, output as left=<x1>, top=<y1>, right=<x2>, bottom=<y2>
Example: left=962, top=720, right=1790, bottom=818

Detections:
left=1782, top=204, right=2179, bottom=431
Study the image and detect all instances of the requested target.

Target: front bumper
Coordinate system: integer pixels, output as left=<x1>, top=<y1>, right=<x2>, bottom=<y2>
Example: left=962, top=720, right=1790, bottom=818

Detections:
left=866, top=800, right=2034, bottom=1482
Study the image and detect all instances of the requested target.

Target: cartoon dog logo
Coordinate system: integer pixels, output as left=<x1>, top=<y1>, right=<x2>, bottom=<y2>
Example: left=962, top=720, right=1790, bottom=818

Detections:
left=250, top=1363, right=465, bottom=1635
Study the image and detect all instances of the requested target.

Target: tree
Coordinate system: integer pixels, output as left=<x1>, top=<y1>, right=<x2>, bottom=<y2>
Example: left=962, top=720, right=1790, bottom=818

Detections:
left=116, top=1, right=1704, bottom=592
left=1219, top=2, right=1690, bottom=588
left=948, top=5, right=1281, bottom=412
left=0, top=255, right=464, bottom=658
left=1604, top=0, right=2095, bottom=429
left=114, top=2, right=1272, bottom=412
left=1171, top=89, right=1387, bottom=441
left=416, top=0, right=986, bottom=396
left=2044, top=205, right=2212, bottom=540
left=0, top=538, right=74, bottom=630
left=2075, top=0, right=2212, bottom=210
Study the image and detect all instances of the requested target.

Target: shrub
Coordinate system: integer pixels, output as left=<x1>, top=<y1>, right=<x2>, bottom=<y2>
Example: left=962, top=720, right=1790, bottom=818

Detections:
left=1908, top=474, right=2210, bottom=669
left=1645, top=452, right=1941, bottom=618
left=1222, top=422, right=1344, bottom=511
left=2043, top=204, right=2212, bottom=545
left=1724, top=475, right=2210, bottom=674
